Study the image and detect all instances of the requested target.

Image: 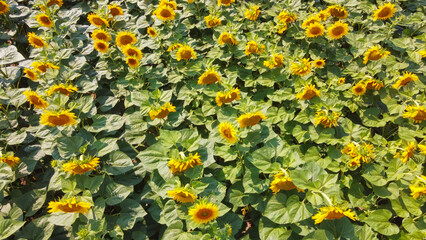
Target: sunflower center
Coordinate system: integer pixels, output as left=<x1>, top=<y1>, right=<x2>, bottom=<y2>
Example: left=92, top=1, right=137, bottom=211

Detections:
left=303, top=90, right=317, bottom=99
left=156, top=109, right=170, bottom=118
left=368, top=50, right=382, bottom=60
left=355, top=86, right=364, bottom=93
left=326, top=210, right=344, bottom=220
left=310, top=26, right=322, bottom=35
left=29, top=96, right=43, bottom=106
left=126, top=49, right=138, bottom=56
left=95, top=33, right=108, bottom=40
left=378, top=8, right=391, bottom=18
left=180, top=50, right=192, bottom=60
left=120, top=35, right=133, bottom=45
left=331, top=9, right=345, bottom=18
left=204, top=74, right=218, bottom=84
left=0, top=3, right=6, bottom=11
left=92, top=17, right=106, bottom=26
left=41, top=16, right=51, bottom=24
left=97, top=42, right=107, bottom=50
left=248, top=45, right=258, bottom=53
left=55, top=88, right=71, bottom=95
left=37, top=65, right=48, bottom=73
left=276, top=179, right=296, bottom=190
left=223, top=128, right=232, bottom=138
left=400, top=77, right=412, bottom=86
left=222, top=35, right=233, bottom=44
left=332, top=26, right=344, bottom=36
left=48, top=114, right=72, bottom=126
left=110, top=8, right=120, bottom=16
left=32, top=38, right=44, bottom=47
left=161, top=9, right=172, bottom=18
left=27, top=71, right=36, bottom=78
left=222, top=0, right=231, bottom=4
left=198, top=209, right=213, bottom=219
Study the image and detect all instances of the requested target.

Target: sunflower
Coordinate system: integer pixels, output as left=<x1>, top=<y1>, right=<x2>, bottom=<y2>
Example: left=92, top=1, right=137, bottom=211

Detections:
left=108, top=4, right=123, bottom=17
left=0, top=154, right=20, bottom=168
left=327, top=21, right=349, bottom=40
left=373, top=3, right=396, bottom=21
left=337, top=77, right=346, bottom=85
left=418, top=145, right=426, bottom=155
left=316, top=9, right=330, bottom=21
left=237, top=111, right=267, bottom=128
left=215, top=88, right=241, bottom=107
left=218, top=32, right=239, bottom=45
left=48, top=197, right=91, bottom=214
left=218, top=121, right=238, bottom=144
left=126, top=57, right=140, bottom=68
left=27, top=32, right=48, bottom=49
left=46, top=0, right=63, bottom=7
left=176, top=45, right=197, bottom=61
left=93, top=40, right=109, bottom=53
left=392, top=72, right=419, bottom=89
left=168, top=152, right=202, bottom=173
left=167, top=188, right=197, bottom=203
left=402, top=105, right=426, bottom=123
left=153, top=5, right=175, bottom=21
left=24, top=68, right=39, bottom=81
left=312, top=206, right=356, bottom=224
left=277, top=10, right=297, bottom=23
left=188, top=200, right=220, bottom=224
left=313, top=59, right=326, bottom=68
left=159, top=0, right=177, bottom=9
left=290, top=58, right=312, bottom=76
left=270, top=172, right=297, bottom=194
left=91, top=29, right=111, bottom=42
left=301, top=15, right=320, bottom=28
left=263, top=54, right=284, bottom=69
left=23, top=90, right=49, bottom=109
left=0, top=1, right=10, bottom=15
left=409, top=175, right=426, bottom=199
left=419, top=50, right=426, bottom=58
left=276, top=22, right=288, bottom=34
left=121, top=45, right=143, bottom=60
left=149, top=102, right=176, bottom=120
left=198, top=68, right=221, bottom=85
left=314, top=110, right=340, bottom=128
left=115, top=31, right=137, bottom=48
left=87, top=13, right=109, bottom=27
left=167, top=43, right=183, bottom=52
left=244, top=41, right=265, bottom=56
left=217, top=0, right=235, bottom=7
left=30, top=61, right=60, bottom=73
left=342, top=143, right=358, bottom=158
left=204, top=15, right=221, bottom=28
left=327, top=5, right=348, bottom=19
left=363, top=45, right=390, bottom=64
left=147, top=27, right=157, bottom=38
left=365, top=79, right=384, bottom=90
left=306, top=22, right=325, bottom=38
left=352, top=82, right=366, bottom=96
left=63, top=156, right=100, bottom=175
left=244, top=5, right=260, bottom=21
left=394, top=142, right=416, bottom=163
left=40, top=110, right=77, bottom=127
left=47, top=84, right=78, bottom=96
left=296, top=84, right=320, bottom=100
left=36, top=13, right=54, bottom=28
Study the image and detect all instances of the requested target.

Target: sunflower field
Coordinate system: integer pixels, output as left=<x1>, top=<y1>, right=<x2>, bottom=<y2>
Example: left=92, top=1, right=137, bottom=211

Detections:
left=0, top=0, right=425, bottom=239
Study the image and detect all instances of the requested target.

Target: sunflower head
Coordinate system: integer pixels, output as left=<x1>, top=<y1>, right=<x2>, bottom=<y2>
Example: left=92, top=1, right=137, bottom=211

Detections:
left=306, top=22, right=325, bottom=38
left=264, top=54, right=284, bottom=69
left=36, top=13, right=54, bottom=28
left=373, top=3, right=396, bottom=21
left=188, top=200, right=220, bottom=224
left=27, top=32, right=48, bottom=49
left=31, top=61, right=60, bottom=73
left=312, top=206, right=356, bottom=224
left=402, top=105, right=426, bottom=123
left=48, top=197, right=91, bottom=214
left=218, top=32, right=239, bottom=45
left=153, top=5, right=176, bottom=21
left=365, top=79, right=384, bottom=90
left=204, top=15, right=221, bottom=28
left=215, top=88, right=241, bottom=107
left=24, top=68, right=39, bottom=81
left=270, top=172, right=297, bottom=194
left=176, top=45, right=197, bottom=61
left=352, top=82, right=367, bottom=96
left=62, top=156, right=100, bottom=175
left=167, top=187, right=197, bottom=203
left=313, top=59, right=326, bottom=68
left=218, top=121, right=238, bottom=144
left=337, top=77, right=346, bottom=85
left=327, top=5, right=348, bottom=19
left=40, top=110, right=77, bottom=127
left=314, top=110, right=340, bottom=128
left=91, top=29, right=111, bottom=42
left=149, top=102, right=176, bottom=120
left=317, top=9, right=330, bottom=21
left=87, top=13, right=109, bottom=27
left=147, top=27, right=157, bottom=38
left=237, top=111, right=267, bottom=128
left=121, top=45, right=143, bottom=59
left=115, top=31, right=137, bottom=48
left=277, top=10, right=297, bottom=23
left=23, top=90, right=49, bottom=109
left=302, top=15, right=321, bottom=28
left=296, top=84, right=320, bottom=100
left=126, top=56, right=140, bottom=68
left=0, top=1, right=10, bottom=15
left=327, top=21, right=349, bottom=40
left=168, top=152, right=202, bottom=173
left=244, top=41, right=265, bottom=56
left=392, top=72, right=419, bottom=89
left=277, top=21, right=288, bottom=34
left=198, top=68, right=221, bottom=85
left=217, top=0, right=235, bottom=7
left=108, top=4, right=123, bottom=17
left=94, top=40, right=109, bottom=53
left=244, top=5, right=260, bottom=21
left=46, top=0, right=63, bottom=7
left=0, top=153, right=20, bottom=168
left=159, top=0, right=178, bottom=10
left=47, top=84, right=78, bottom=96
left=290, top=58, right=312, bottom=76
left=363, top=45, right=390, bottom=64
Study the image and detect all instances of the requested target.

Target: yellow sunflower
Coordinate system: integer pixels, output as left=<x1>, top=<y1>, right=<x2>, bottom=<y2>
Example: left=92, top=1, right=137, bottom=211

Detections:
left=87, top=13, right=109, bottom=27
left=159, top=0, right=177, bottom=10
left=40, top=110, right=77, bottom=127
left=270, top=172, right=298, bottom=194
left=115, top=31, right=137, bottom=48
left=296, top=84, right=320, bottom=100
left=313, top=59, right=326, bottom=68
left=301, top=15, right=320, bottom=29
left=31, top=61, right=60, bottom=73
left=108, top=4, right=123, bottom=17
left=24, top=68, right=39, bottom=81
left=176, top=45, right=197, bottom=61
left=263, top=54, right=284, bottom=69
left=153, top=5, right=175, bottom=21
left=149, top=102, right=176, bottom=120
left=36, top=13, right=54, bottom=28
left=126, top=56, right=140, bottom=68
left=402, top=105, right=426, bottom=123
left=0, top=1, right=10, bottom=15
left=215, top=88, right=241, bottom=107
left=373, top=3, right=396, bottom=21
left=46, top=0, right=63, bottom=7
left=237, top=111, right=267, bottom=128
left=306, top=22, right=325, bottom=38
left=204, top=15, right=221, bottom=28
left=91, top=29, right=111, bottom=42
left=277, top=22, right=288, bottom=34
left=188, top=200, right=220, bottom=224
left=167, top=188, right=197, bottom=203
left=327, top=5, right=348, bottom=19
left=392, top=72, right=419, bottom=89
left=217, top=0, right=235, bottom=7
left=314, top=111, right=340, bottom=128
left=218, top=32, right=239, bottom=45
left=277, top=10, right=297, bottom=23
left=419, top=145, right=426, bottom=155
left=198, top=68, right=221, bottom=85
left=419, top=50, right=426, bottom=58
left=244, top=5, right=260, bottom=21
left=365, top=79, right=384, bottom=90
left=93, top=40, right=109, bottom=53
left=27, top=32, right=48, bottom=49
left=290, top=58, right=312, bottom=76
left=121, top=45, right=143, bottom=59
left=312, top=206, right=356, bottom=224
left=409, top=175, right=426, bottom=199
left=23, top=90, right=49, bottom=109
left=244, top=41, right=265, bottom=56
left=352, top=82, right=366, bottom=96
left=0, top=154, right=20, bottom=168
left=47, top=84, right=78, bottom=96
left=48, top=197, right=91, bottom=214
left=147, top=27, right=157, bottom=38
left=327, top=21, right=349, bottom=40
left=218, top=121, right=238, bottom=144
left=363, top=45, right=390, bottom=64
left=316, top=9, right=330, bottom=21
left=337, top=77, right=346, bottom=85
left=63, top=156, right=100, bottom=175
left=167, top=43, right=183, bottom=52
left=394, top=142, right=416, bottom=163
left=168, top=152, right=202, bottom=174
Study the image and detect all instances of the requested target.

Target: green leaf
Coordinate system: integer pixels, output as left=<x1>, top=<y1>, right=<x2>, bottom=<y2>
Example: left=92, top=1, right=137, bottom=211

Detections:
left=117, top=199, right=147, bottom=230
left=57, top=136, right=84, bottom=159
left=259, top=217, right=291, bottom=240
left=86, top=114, right=125, bottom=133
left=247, top=146, right=274, bottom=171
left=0, top=217, right=26, bottom=240
left=364, top=209, right=400, bottom=236
left=0, top=45, right=25, bottom=66
left=105, top=151, right=134, bottom=175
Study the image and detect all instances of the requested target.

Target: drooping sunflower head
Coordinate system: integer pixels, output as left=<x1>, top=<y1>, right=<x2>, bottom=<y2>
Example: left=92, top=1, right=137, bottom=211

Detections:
left=87, top=13, right=109, bottom=27
left=306, top=22, right=325, bottom=38
left=365, top=78, right=384, bottom=90
left=327, top=21, right=349, bottom=40
left=314, top=110, right=340, bottom=128
left=392, top=72, right=419, bottom=89
left=244, top=5, right=260, bottom=21
left=218, top=121, right=238, bottom=144
left=121, top=45, right=143, bottom=59
left=91, top=29, right=111, bottom=42
left=312, top=206, right=356, bottom=224
left=62, top=156, right=100, bottom=175
left=0, top=1, right=10, bottom=15
left=40, top=109, right=78, bottom=127
left=153, top=5, right=176, bottom=21
left=47, top=84, right=78, bottom=96
left=188, top=200, right=220, bottom=224
left=237, top=111, right=267, bottom=128
left=46, top=0, right=63, bottom=7
left=168, top=152, right=202, bottom=173
left=93, top=40, right=109, bottom=53
left=48, top=197, right=91, bottom=214
left=36, top=13, right=54, bottom=28
left=363, top=45, right=390, bottom=64
left=204, top=15, right=222, bottom=28
left=290, top=58, right=312, bottom=76
left=402, top=105, right=426, bottom=124
left=373, top=3, right=396, bottom=21
left=327, top=5, right=348, bottom=19
left=23, top=90, right=49, bottom=109
left=147, top=27, right=157, bottom=38
left=276, top=21, right=288, bottom=34
left=176, top=45, right=197, bottom=61
left=313, top=59, right=326, bottom=68
left=198, top=68, right=221, bottom=85
left=24, top=68, right=39, bottom=81
left=244, top=41, right=265, bottom=56
left=0, top=154, right=20, bottom=168
left=27, top=32, right=48, bottom=49
left=167, top=43, right=183, bottom=52
left=316, top=9, right=330, bottom=21
left=217, top=0, right=235, bottom=7
left=167, top=187, right=197, bottom=203
left=126, top=56, right=140, bottom=68
left=115, top=31, right=137, bottom=48
left=215, top=88, right=241, bottom=107
left=296, top=84, right=320, bottom=100
left=352, top=82, right=367, bottom=96
left=108, top=4, right=123, bottom=17
left=269, top=172, right=297, bottom=194
left=30, top=61, right=60, bottom=73
left=277, top=10, right=297, bottom=23
left=149, top=102, right=176, bottom=120
left=409, top=175, right=426, bottom=199
left=264, top=54, right=284, bottom=69
left=301, top=15, right=321, bottom=29
left=218, top=32, right=239, bottom=45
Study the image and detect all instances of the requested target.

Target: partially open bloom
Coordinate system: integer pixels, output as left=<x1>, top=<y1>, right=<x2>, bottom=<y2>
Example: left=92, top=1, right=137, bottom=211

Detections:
left=245, top=41, right=265, bottom=56
left=121, top=45, right=143, bottom=59
left=24, top=68, right=38, bottom=81
left=0, top=154, right=20, bottom=168
left=169, top=152, right=202, bottom=173
left=237, top=111, right=267, bottom=128
left=418, top=144, right=426, bottom=155
left=392, top=72, right=419, bottom=89
left=31, top=61, right=60, bottom=73
left=312, top=206, right=356, bottom=224
left=409, top=175, right=426, bottom=199
left=277, top=11, right=297, bottom=23
left=218, top=121, right=238, bottom=144
left=394, top=142, right=416, bottom=163
left=40, top=110, right=77, bottom=127
left=296, top=84, right=320, bottom=100
left=363, top=45, right=390, bottom=64
left=27, top=32, right=48, bottom=49
left=153, top=5, right=175, bottom=21
left=306, top=22, right=325, bottom=38
left=87, top=13, right=109, bottom=27
left=147, top=27, right=157, bottom=38
left=316, top=9, right=330, bottom=21
left=159, top=0, right=177, bottom=10
left=218, top=32, right=239, bottom=45
left=198, top=68, right=221, bottom=85
left=314, top=110, right=340, bottom=128
left=91, top=29, right=111, bottom=42
left=149, top=102, right=176, bottom=120
left=215, top=88, right=241, bottom=106
left=108, top=4, right=123, bottom=17
left=373, top=3, right=396, bottom=21
left=290, top=58, right=312, bottom=76
left=313, top=59, right=325, bottom=68
left=244, top=5, right=260, bottom=21
left=276, top=22, right=288, bottom=34
left=217, top=0, right=235, bottom=7
left=0, top=1, right=10, bottom=15
left=94, top=40, right=109, bottom=53
left=167, top=43, right=183, bottom=52
left=47, top=84, right=78, bottom=96
left=48, top=197, right=91, bottom=214
left=126, top=57, right=139, bottom=68
left=189, top=200, right=219, bottom=224
left=327, top=21, right=349, bottom=40
left=176, top=45, right=197, bottom=61
left=115, top=31, right=137, bottom=48
left=167, top=187, right=197, bottom=203
left=342, top=142, right=375, bottom=167
left=204, top=15, right=221, bottom=28
left=264, top=54, right=284, bottom=69
left=327, top=5, right=348, bottom=19
left=352, top=82, right=366, bottom=96
left=23, top=90, right=49, bottom=109
left=402, top=105, right=426, bottom=123
left=270, top=172, right=297, bottom=194
left=302, top=15, right=320, bottom=29
left=365, top=78, right=384, bottom=90
left=62, top=156, right=100, bottom=175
